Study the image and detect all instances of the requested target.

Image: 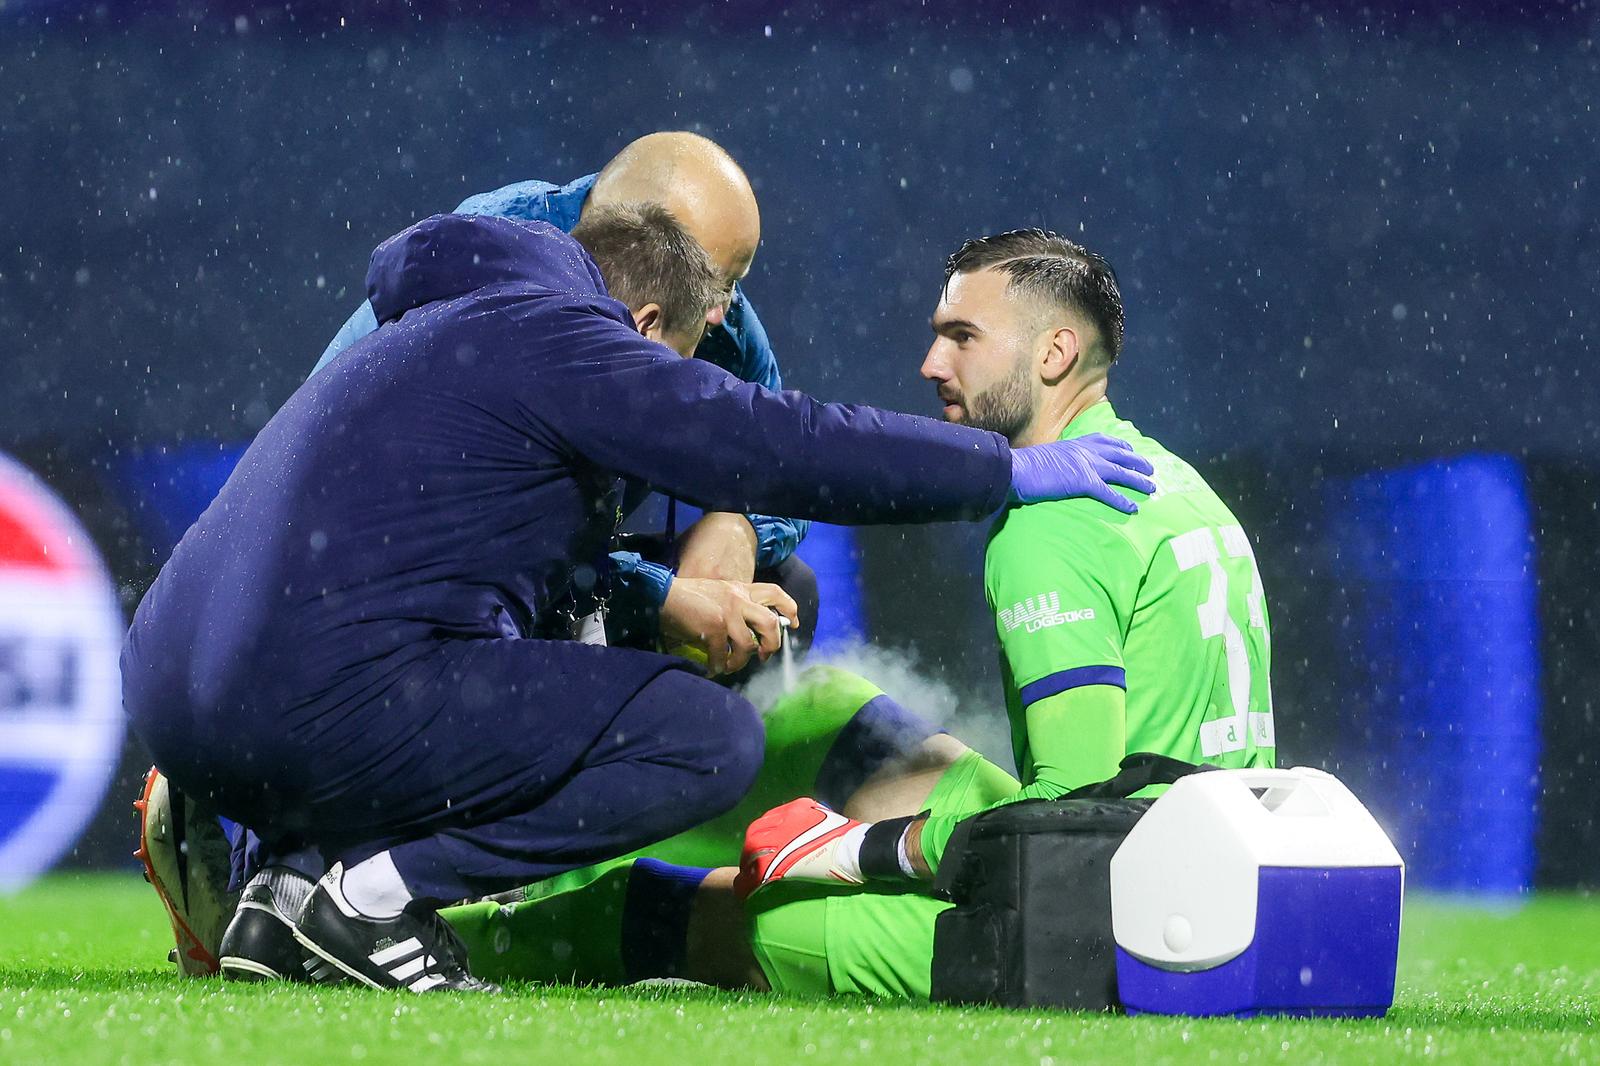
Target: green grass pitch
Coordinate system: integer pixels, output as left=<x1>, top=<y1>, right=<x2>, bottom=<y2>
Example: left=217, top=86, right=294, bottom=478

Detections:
left=1, top=875, right=1596, bottom=1064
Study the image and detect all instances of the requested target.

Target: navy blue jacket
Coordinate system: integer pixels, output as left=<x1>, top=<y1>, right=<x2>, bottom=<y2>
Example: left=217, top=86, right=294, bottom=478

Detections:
left=122, top=215, right=1010, bottom=736
left=313, top=174, right=806, bottom=631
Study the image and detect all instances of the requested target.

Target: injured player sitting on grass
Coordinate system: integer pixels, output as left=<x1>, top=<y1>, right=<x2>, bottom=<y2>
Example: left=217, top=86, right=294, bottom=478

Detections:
left=442, top=228, right=1279, bottom=999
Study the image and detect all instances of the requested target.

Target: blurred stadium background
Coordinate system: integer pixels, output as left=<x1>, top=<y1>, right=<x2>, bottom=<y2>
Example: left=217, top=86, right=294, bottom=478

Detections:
left=1, top=1, right=1595, bottom=899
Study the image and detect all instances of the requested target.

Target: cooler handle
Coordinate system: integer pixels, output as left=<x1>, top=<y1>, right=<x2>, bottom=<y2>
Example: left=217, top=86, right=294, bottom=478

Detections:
left=1219, top=767, right=1336, bottom=816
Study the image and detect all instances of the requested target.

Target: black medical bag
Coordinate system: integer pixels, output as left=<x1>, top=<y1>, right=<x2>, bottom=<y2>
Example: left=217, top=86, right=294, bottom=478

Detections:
left=928, top=754, right=1210, bottom=1010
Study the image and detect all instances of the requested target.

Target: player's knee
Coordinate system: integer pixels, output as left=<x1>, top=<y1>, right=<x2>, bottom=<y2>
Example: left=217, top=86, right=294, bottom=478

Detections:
left=815, top=693, right=944, bottom=808
left=762, top=666, right=883, bottom=740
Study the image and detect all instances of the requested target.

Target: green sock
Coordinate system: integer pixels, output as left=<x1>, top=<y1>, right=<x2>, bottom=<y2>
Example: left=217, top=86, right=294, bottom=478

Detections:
left=444, top=864, right=634, bottom=985
left=443, top=858, right=712, bottom=985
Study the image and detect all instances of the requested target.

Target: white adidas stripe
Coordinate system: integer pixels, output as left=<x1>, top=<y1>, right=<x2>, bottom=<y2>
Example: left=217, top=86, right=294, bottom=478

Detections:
left=409, top=973, right=446, bottom=993
left=370, top=937, right=423, bottom=967
left=389, top=955, right=429, bottom=983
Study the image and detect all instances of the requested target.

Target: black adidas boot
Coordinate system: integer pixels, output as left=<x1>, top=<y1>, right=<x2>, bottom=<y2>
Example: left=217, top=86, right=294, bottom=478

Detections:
left=219, top=868, right=343, bottom=984
left=293, top=864, right=500, bottom=994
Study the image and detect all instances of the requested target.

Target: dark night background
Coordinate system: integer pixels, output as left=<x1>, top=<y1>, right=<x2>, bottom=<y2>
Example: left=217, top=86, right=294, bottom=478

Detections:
left=1, top=2, right=1595, bottom=888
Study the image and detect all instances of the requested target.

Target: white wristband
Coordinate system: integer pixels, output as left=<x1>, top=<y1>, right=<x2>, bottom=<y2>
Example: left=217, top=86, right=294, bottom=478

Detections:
left=895, top=824, right=917, bottom=879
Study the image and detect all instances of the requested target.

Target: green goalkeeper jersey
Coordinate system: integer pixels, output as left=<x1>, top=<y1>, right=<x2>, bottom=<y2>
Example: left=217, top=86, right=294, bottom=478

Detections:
left=990, top=398, right=1276, bottom=777
left=920, top=399, right=1275, bottom=870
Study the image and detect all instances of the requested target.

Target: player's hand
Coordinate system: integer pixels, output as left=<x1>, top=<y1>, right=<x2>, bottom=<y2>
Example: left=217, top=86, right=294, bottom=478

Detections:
left=674, top=512, right=759, bottom=583
left=661, top=578, right=799, bottom=676
left=735, top=798, right=868, bottom=900
left=1009, top=432, right=1157, bottom=514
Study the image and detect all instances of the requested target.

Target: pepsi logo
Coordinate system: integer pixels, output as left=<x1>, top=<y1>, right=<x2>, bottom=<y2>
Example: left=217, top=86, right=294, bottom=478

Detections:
left=0, top=452, right=125, bottom=891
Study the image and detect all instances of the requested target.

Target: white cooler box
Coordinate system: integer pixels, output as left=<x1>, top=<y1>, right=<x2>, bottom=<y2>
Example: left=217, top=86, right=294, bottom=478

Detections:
left=1110, top=766, right=1404, bottom=1018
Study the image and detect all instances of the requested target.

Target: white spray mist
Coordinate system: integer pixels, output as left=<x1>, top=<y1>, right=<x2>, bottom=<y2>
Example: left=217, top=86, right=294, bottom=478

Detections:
left=743, top=639, right=1016, bottom=774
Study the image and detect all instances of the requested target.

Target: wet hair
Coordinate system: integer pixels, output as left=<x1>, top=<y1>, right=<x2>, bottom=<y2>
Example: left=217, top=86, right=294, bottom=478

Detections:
left=571, top=202, right=719, bottom=344
left=945, top=229, right=1125, bottom=367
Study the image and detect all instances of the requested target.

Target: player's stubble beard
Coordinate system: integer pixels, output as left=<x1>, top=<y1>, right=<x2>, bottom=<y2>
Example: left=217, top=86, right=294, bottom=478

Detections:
left=942, top=347, right=1037, bottom=445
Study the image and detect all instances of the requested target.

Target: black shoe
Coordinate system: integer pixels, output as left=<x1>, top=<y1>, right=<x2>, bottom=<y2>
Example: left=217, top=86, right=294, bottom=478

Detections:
left=293, top=864, right=501, bottom=994
left=219, top=878, right=343, bottom=984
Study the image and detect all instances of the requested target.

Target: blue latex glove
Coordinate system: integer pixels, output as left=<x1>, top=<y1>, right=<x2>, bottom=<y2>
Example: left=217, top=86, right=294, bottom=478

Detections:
left=1009, top=432, right=1158, bottom=514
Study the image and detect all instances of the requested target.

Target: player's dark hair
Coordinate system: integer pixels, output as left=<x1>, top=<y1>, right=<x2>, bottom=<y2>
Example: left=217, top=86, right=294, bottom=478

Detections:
left=945, top=229, right=1125, bottom=367
left=572, top=202, right=719, bottom=343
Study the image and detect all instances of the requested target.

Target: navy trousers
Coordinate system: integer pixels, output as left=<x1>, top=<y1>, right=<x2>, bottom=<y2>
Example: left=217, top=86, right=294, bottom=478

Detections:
left=140, top=639, right=764, bottom=906
left=379, top=665, right=762, bottom=903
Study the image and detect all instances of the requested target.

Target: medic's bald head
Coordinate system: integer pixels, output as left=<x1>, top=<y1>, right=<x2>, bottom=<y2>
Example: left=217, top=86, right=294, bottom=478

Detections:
left=586, top=132, right=760, bottom=304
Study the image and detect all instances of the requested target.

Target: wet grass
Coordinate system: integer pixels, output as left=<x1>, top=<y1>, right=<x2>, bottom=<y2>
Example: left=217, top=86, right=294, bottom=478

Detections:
left=1, top=874, right=1595, bottom=1064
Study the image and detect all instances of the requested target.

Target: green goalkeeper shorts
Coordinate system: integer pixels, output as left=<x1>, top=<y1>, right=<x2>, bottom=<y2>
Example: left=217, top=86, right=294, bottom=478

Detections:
left=747, top=748, right=1019, bottom=999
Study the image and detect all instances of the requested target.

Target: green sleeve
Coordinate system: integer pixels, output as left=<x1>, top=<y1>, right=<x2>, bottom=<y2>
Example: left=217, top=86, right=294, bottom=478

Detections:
left=918, top=684, right=1127, bottom=873
left=985, top=502, right=1139, bottom=709
left=914, top=503, right=1146, bottom=876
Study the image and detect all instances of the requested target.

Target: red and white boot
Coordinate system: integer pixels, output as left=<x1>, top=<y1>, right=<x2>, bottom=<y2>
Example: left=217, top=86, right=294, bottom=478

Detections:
left=735, top=798, right=869, bottom=900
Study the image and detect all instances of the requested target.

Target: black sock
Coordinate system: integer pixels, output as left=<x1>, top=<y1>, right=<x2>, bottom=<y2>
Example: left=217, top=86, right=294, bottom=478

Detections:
left=858, top=816, right=917, bottom=880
